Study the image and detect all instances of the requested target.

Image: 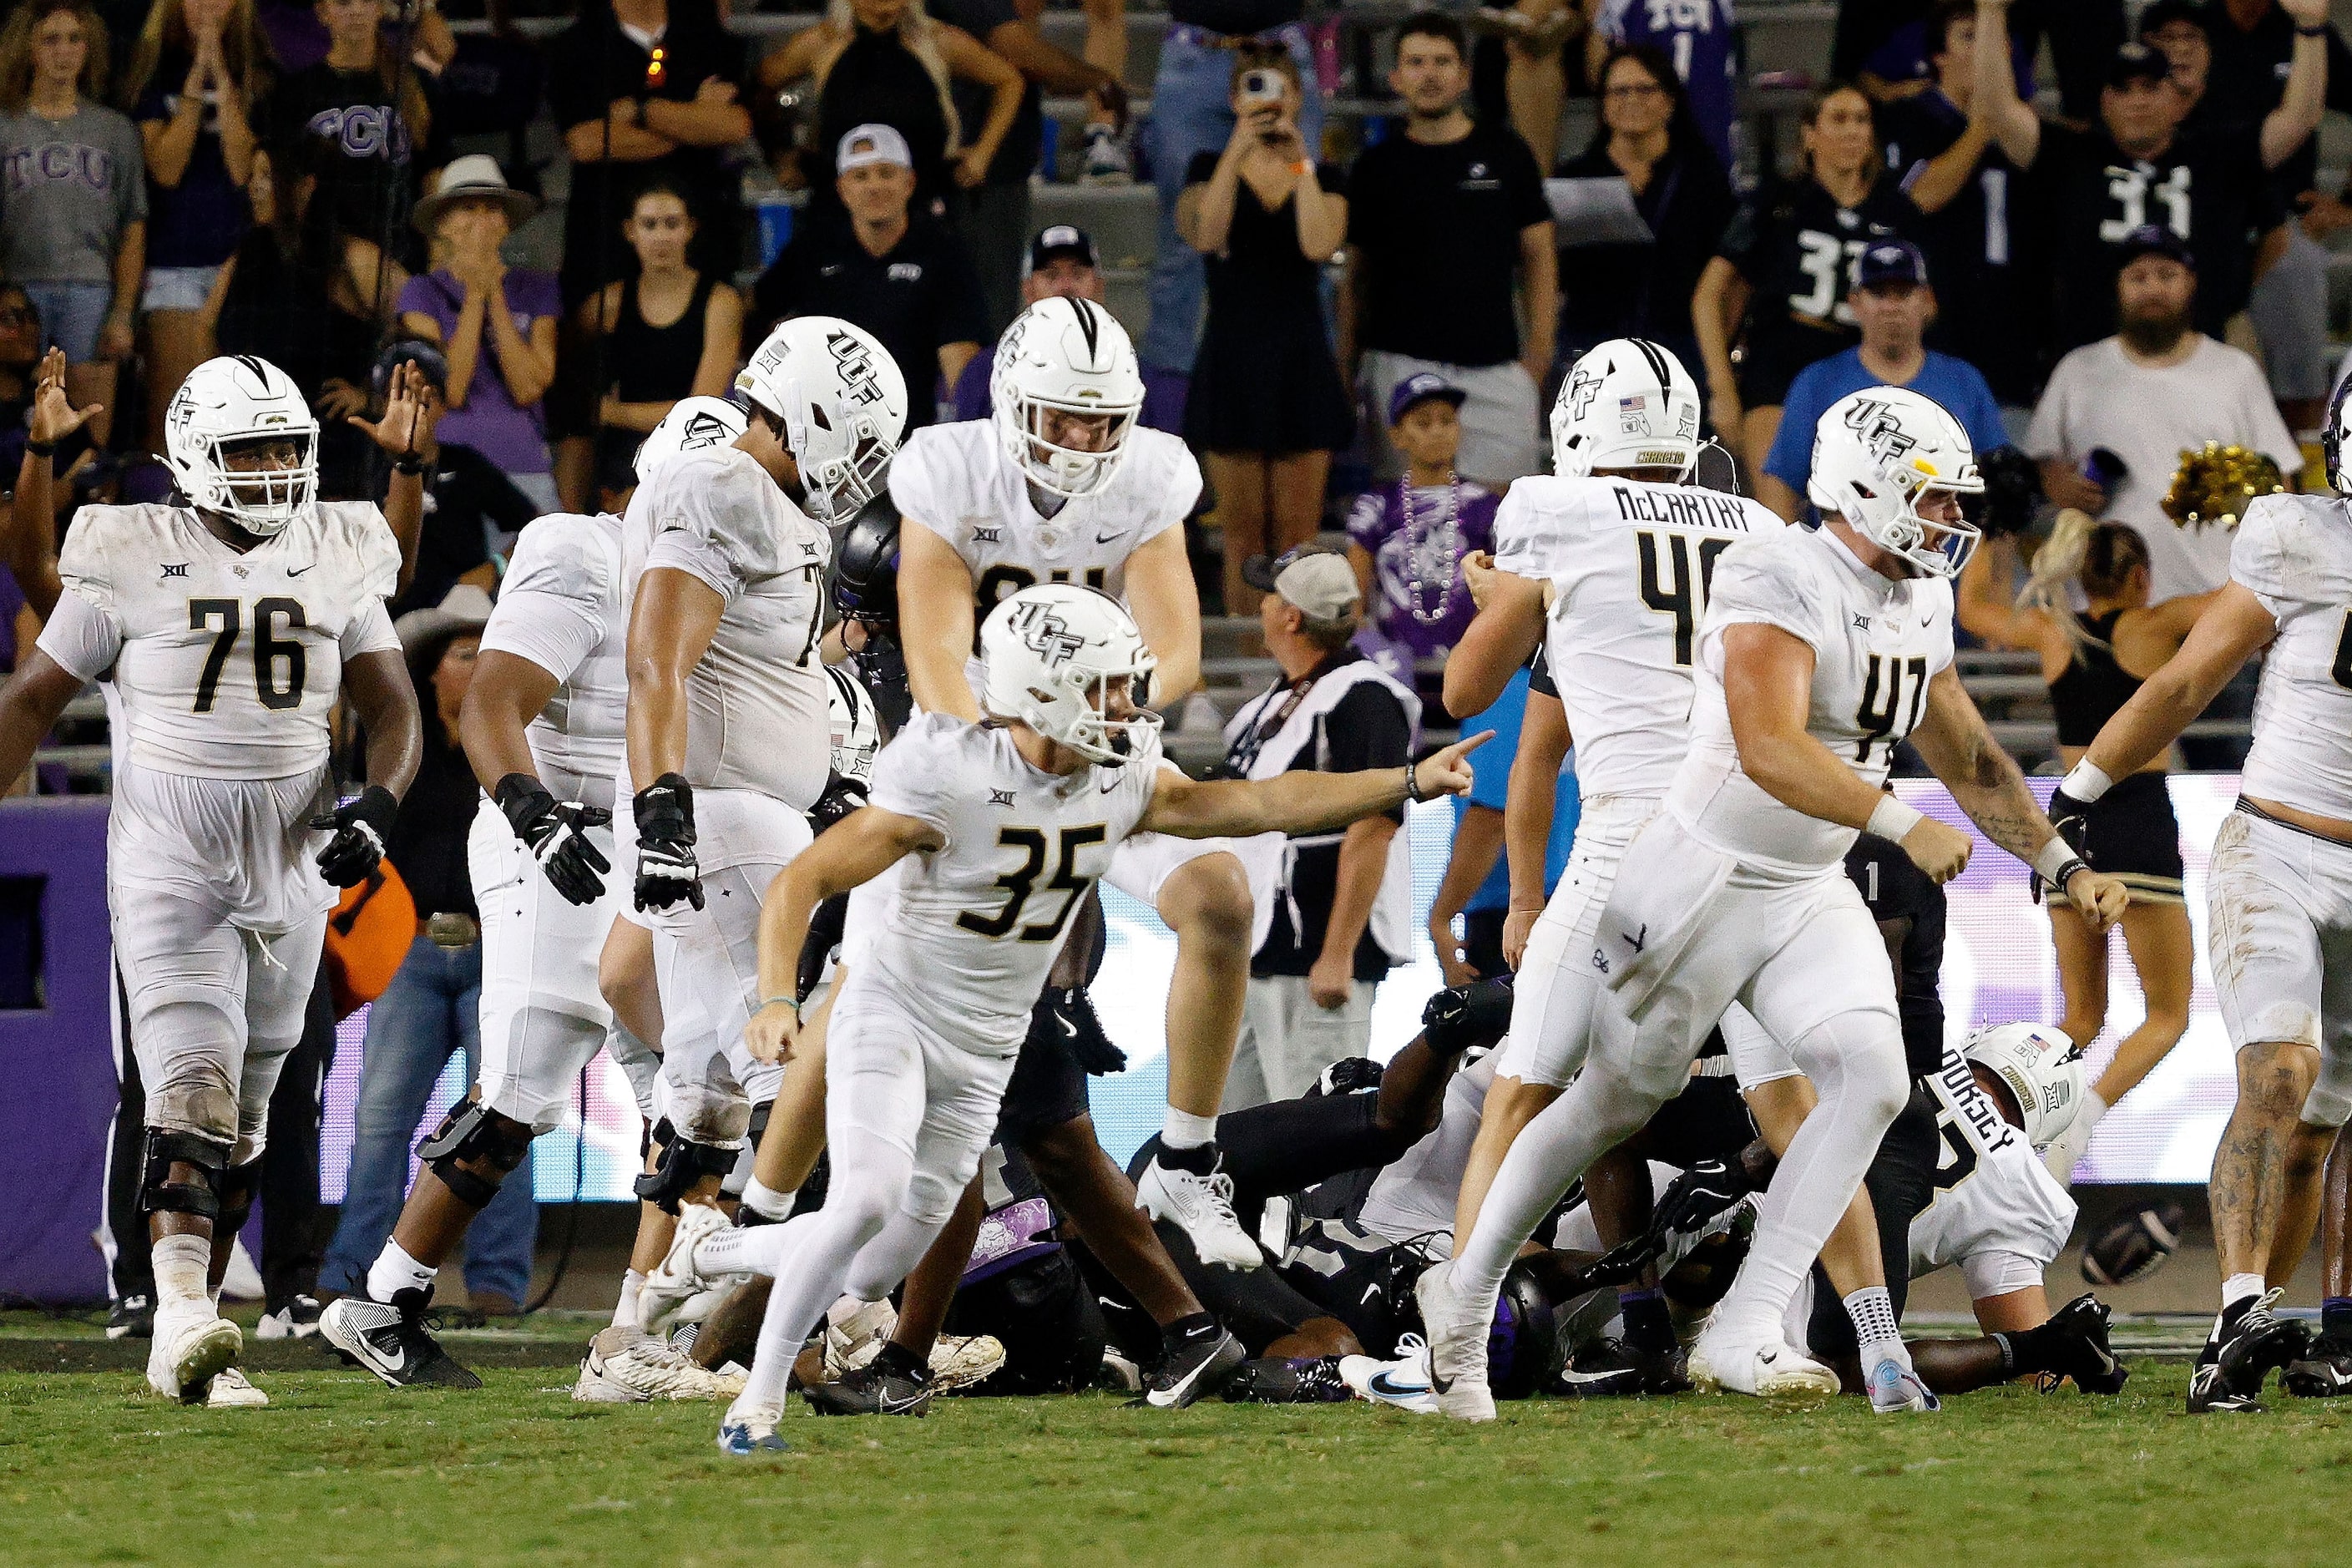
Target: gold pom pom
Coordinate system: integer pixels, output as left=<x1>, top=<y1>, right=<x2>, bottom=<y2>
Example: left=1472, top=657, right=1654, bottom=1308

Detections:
left=2162, top=443, right=2285, bottom=530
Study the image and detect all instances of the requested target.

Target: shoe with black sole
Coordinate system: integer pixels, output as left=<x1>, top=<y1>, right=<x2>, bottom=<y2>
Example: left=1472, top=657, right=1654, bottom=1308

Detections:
left=2215, top=1287, right=2309, bottom=1399
left=1219, top=1356, right=1352, bottom=1404
left=107, top=1293, right=154, bottom=1341
left=2284, top=1331, right=2352, bottom=1399
left=320, top=1288, right=483, bottom=1389
left=2033, top=1292, right=2129, bottom=1394
left=1553, top=1336, right=1692, bottom=1398
left=2188, top=1358, right=2264, bottom=1414
left=1142, top=1327, right=1246, bottom=1409
left=804, top=1355, right=933, bottom=1417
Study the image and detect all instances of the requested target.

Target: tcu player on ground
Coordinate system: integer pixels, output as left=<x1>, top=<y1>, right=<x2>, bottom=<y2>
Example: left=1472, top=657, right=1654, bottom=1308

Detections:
left=621, top=319, right=906, bottom=1225
left=643, top=585, right=1485, bottom=1453
left=892, top=296, right=1269, bottom=1267
left=0, top=356, right=424, bottom=1405
left=2051, top=382, right=2352, bottom=1412
left=316, top=401, right=747, bottom=1391
left=1430, top=337, right=1784, bottom=1389
left=1423, top=387, right=2127, bottom=1419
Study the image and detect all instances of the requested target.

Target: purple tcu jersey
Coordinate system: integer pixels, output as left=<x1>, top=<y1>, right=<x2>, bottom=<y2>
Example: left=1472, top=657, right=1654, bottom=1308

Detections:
left=1596, top=0, right=1738, bottom=172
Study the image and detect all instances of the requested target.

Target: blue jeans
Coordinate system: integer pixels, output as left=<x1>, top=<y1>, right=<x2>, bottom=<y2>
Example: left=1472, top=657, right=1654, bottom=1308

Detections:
left=1139, top=28, right=1325, bottom=374
left=321, top=935, right=538, bottom=1302
left=21, top=280, right=113, bottom=362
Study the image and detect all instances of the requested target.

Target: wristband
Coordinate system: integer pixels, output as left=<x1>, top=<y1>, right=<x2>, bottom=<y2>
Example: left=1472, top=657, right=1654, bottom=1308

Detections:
left=24, top=438, right=54, bottom=458
left=393, top=454, right=427, bottom=475
left=2034, top=837, right=2088, bottom=888
left=753, top=994, right=801, bottom=1018
left=1866, top=794, right=1925, bottom=842
left=2299, top=23, right=2328, bottom=37
left=1405, top=760, right=1425, bottom=802
left=2059, top=759, right=2113, bottom=804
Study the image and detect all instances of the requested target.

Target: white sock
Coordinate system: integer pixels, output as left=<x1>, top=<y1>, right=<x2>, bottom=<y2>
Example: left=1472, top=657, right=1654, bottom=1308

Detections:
left=1844, top=1286, right=1911, bottom=1370
left=367, top=1239, right=437, bottom=1305
left=152, top=1234, right=211, bottom=1314
left=697, top=1223, right=795, bottom=1280
left=1161, top=1107, right=1218, bottom=1151
left=740, top=1176, right=796, bottom=1222
left=2218, top=1272, right=2266, bottom=1335
left=2041, top=1089, right=2108, bottom=1182
left=614, top=1269, right=645, bottom=1328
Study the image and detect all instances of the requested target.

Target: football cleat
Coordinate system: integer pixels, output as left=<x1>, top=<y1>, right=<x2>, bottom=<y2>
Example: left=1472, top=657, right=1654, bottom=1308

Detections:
left=203, top=1367, right=269, bottom=1408
left=579, top=1325, right=742, bottom=1401
left=1688, top=1334, right=1840, bottom=1401
left=147, top=1313, right=242, bottom=1404
left=638, top=1200, right=733, bottom=1333
left=2283, top=1332, right=2352, bottom=1398
left=2188, top=1358, right=2265, bottom=1414
left=255, top=1295, right=322, bottom=1340
left=1551, top=1335, right=1692, bottom=1399
left=2211, top=1287, right=2309, bottom=1404
left=1338, top=1335, right=1439, bottom=1414
left=921, top=1333, right=1007, bottom=1393
left=2081, top=1201, right=2186, bottom=1287
left=716, top=1402, right=790, bottom=1456
left=805, top=1356, right=934, bottom=1417
left=320, top=1290, right=483, bottom=1390
left=1865, top=1358, right=1941, bottom=1414
left=573, top=1328, right=650, bottom=1404
left=2034, top=1292, right=2128, bottom=1394
left=107, top=1293, right=154, bottom=1340
left=1145, top=1326, right=1247, bottom=1409
left=1136, top=1157, right=1261, bottom=1270
left=1414, top=1260, right=1496, bottom=1423
left=822, top=1297, right=898, bottom=1380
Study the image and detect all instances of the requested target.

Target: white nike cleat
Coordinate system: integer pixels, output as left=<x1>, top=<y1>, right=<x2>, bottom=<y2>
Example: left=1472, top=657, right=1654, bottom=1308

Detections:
left=1136, top=1156, right=1261, bottom=1270
left=822, top=1296, right=899, bottom=1380
left=1338, top=1333, right=1439, bottom=1414
left=148, top=1313, right=242, bottom=1404
left=841, top=1328, right=1007, bottom=1393
left=1414, top=1261, right=1495, bottom=1423
left=638, top=1201, right=731, bottom=1333
left=1866, top=1358, right=1941, bottom=1413
left=717, top=1399, right=790, bottom=1456
left=1688, top=1333, right=1841, bottom=1401
left=573, top=1327, right=650, bottom=1404
left=589, top=1325, right=745, bottom=1401
left=204, top=1366, right=269, bottom=1408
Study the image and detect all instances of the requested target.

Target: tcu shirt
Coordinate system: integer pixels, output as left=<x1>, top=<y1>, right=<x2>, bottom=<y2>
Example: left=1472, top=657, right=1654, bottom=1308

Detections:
left=1493, top=473, right=1783, bottom=799
left=479, top=511, right=629, bottom=812
left=1668, top=522, right=1955, bottom=878
left=620, top=445, right=832, bottom=809
left=41, top=501, right=400, bottom=778
left=865, top=711, right=1160, bottom=1054
left=889, top=417, right=1201, bottom=631
left=2233, top=493, right=2352, bottom=823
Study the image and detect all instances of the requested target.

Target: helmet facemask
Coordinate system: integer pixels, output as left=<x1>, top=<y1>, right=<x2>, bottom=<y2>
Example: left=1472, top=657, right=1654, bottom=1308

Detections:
left=1009, top=393, right=1137, bottom=499
left=1024, top=661, right=1161, bottom=765
left=203, top=431, right=317, bottom=535
left=1846, top=472, right=1982, bottom=579
left=772, top=385, right=898, bottom=525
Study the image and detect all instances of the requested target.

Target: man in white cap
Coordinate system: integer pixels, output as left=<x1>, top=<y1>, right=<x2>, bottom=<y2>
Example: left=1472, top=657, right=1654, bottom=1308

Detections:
left=751, top=124, right=987, bottom=431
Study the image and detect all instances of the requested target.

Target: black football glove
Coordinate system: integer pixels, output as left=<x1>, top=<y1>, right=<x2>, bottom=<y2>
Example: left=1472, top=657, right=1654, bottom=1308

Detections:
left=1036, top=985, right=1127, bottom=1075
left=1646, top=1154, right=1756, bottom=1250
left=310, top=785, right=398, bottom=888
left=1420, top=974, right=1515, bottom=1055
left=2047, top=785, right=2093, bottom=859
left=808, top=769, right=869, bottom=836
left=633, top=773, right=704, bottom=912
left=496, top=774, right=613, bottom=907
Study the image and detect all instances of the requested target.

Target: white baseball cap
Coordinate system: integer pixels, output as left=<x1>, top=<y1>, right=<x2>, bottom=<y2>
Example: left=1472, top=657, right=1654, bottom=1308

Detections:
left=837, top=123, right=914, bottom=174
left=1244, top=543, right=1361, bottom=620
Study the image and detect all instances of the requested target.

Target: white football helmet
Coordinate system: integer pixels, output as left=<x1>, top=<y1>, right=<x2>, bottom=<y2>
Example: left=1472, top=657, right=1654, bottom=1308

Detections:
left=824, top=663, right=882, bottom=786
left=163, top=355, right=320, bottom=535
left=1550, top=337, right=1704, bottom=481
left=2324, top=371, right=2352, bottom=493
left=979, top=584, right=1161, bottom=765
left=735, top=316, right=908, bottom=524
left=1808, top=387, right=1984, bottom=577
left=635, top=394, right=748, bottom=484
left=992, top=296, right=1145, bottom=498
left=1963, top=1022, right=2086, bottom=1150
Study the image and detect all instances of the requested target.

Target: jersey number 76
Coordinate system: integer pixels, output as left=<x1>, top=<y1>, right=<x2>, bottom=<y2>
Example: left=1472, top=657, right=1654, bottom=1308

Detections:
left=189, top=597, right=308, bottom=713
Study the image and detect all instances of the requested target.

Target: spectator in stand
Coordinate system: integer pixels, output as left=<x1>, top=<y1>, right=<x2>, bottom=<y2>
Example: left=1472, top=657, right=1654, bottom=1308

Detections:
left=2142, top=0, right=2349, bottom=431
left=923, top=0, right=1126, bottom=332
left=0, top=0, right=145, bottom=447
left=268, top=0, right=439, bottom=265
left=753, top=123, right=984, bottom=432
left=363, top=338, right=526, bottom=617
left=1878, top=1, right=2036, bottom=404
left=2024, top=227, right=2300, bottom=601
left=948, top=221, right=1110, bottom=419
left=1344, top=373, right=1495, bottom=689
left=1586, top=0, right=1737, bottom=173
left=1178, top=43, right=1349, bottom=616
left=1692, top=80, right=1918, bottom=478
left=1839, top=0, right=2120, bottom=122
left=124, top=0, right=264, bottom=456
left=1136, top=0, right=1323, bottom=407
left=1427, top=650, right=1577, bottom=985
left=575, top=179, right=741, bottom=507
left=1758, top=240, right=2007, bottom=523
left=1972, top=3, right=2319, bottom=361
left=545, top=0, right=748, bottom=307
left=756, top=0, right=1022, bottom=229
left=1347, top=12, right=1554, bottom=491
left=396, top=156, right=559, bottom=513
left=1075, top=0, right=1128, bottom=182
left=1550, top=41, right=1733, bottom=376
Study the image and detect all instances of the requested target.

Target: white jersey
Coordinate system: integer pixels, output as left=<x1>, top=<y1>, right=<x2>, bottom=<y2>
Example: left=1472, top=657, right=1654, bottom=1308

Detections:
left=866, top=712, right=1160, bottom=1055
left=1668, top=525, right=1954, bottom=878
left=1492, top=476, right=1783, bottom=799
left=2233, top=493, right=2352, bottom=822
left=39, top=500, right=400, bottom=779
left=479, top=512, right=628, bottom=811
left=888, top=419, right=1200, bottom=629
left=620, top=446, right=831, bottom=807
left=1358, top=1052, right=1495, bottom=1245
left=1909, top=1044, right=2076, bottom=1284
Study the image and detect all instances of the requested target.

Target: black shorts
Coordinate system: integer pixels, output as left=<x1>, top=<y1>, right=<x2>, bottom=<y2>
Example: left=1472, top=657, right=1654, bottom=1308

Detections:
left=1463, top=908, right=1510, bottom=979
left=992, top=1021, right=1091, bottom=1147
left=1803, top=1086, right=1940, bottom=1363
left=1626, top=1070, right=1754, bottom=1170
left=2042, top=770, right=2185, bottom=907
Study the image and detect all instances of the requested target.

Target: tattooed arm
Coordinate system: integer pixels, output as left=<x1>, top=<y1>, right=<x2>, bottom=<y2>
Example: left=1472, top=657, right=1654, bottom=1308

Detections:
left=1908, top=665, right=2128, bottom=931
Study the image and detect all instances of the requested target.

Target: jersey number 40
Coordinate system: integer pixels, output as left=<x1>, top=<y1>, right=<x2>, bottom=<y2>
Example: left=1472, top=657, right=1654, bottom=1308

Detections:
left=1636, top=530, right=1732, bottom=667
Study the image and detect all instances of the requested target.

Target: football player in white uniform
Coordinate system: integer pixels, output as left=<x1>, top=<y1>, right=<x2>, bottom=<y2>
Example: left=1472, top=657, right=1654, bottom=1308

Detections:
left=0, top=356, right=423, bottom=1405
left=639, top=585, right=1485, bottom=1453
left=620, top=319, right=906, bottom=1225
left=893, top=296, right=1268, bottom=1267
left=2051, top=382, right=2352, bottom=1411
left=1423, top=386, right=2127, bottom=1419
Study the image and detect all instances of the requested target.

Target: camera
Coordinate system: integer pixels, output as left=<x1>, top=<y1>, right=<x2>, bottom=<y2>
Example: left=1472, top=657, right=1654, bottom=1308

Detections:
left=1239, top=69, right=1284, bottom=104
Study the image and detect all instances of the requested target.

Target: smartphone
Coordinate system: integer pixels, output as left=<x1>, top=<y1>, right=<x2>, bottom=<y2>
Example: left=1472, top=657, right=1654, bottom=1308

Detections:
left=1239, top=69, right=1284, bottom=105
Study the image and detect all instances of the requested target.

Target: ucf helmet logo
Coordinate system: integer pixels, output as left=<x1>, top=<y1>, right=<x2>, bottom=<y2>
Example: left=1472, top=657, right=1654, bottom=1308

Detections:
left=1011, top=602, right=1085, bottom=668
left=1566, top=365, right=1604, bottom=421
left=1843, top=398, right=1918, bottom=467
left=827, top=331, right=886, bottom=408
left=678, top=409, right=734, bottom=453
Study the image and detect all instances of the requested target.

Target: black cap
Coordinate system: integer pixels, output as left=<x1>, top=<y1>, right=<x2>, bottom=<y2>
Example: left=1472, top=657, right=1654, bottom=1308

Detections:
left=2117, top=224, right=2195, bottom=271
left=1024, top=225, right=1100, bottom=276
left=2137, top=0, right=2213, bottom=43
left=2107, top=40, right=2171, bottom=89
left=1853, top=238, right=1930, bottom=291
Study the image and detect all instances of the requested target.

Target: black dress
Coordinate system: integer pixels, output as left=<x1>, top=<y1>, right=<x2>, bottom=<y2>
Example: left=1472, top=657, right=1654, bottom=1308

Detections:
left=1182, top=154, right=1355, bottom=457
left=594, top=271, right=718, bottom=490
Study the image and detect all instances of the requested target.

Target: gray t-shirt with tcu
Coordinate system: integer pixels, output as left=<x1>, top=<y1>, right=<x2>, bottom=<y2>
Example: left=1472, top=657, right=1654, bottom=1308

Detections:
left=0, top=102, right=148, bottom=286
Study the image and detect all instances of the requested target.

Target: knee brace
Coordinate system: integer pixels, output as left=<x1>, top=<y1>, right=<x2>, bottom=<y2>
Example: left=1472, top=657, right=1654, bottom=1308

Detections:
left=632, top=1132, right=741, bottom=1214
left=215, top=1156, right=264, bottom=1238
left=139, top=1128, right=230, bottom=1218
left=417, top=1097, right=535, bottom=1210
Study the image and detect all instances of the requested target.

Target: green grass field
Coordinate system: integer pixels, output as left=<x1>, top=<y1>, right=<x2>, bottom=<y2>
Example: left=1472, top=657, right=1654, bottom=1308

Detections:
left=5, top=1337, right=2350, bottom=1568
